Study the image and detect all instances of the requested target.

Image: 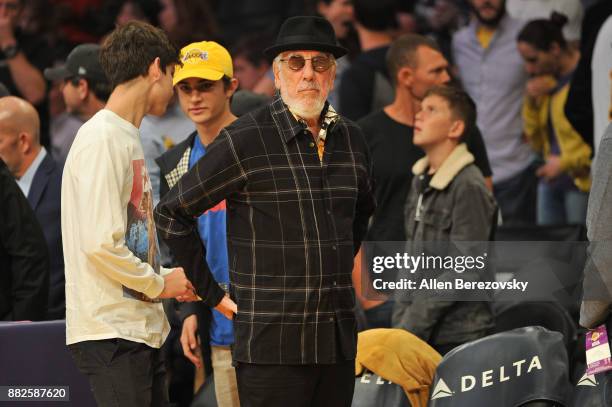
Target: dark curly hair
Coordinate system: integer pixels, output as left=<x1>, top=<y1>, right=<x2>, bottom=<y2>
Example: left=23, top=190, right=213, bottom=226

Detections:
left=100, top=21, right=179, bottom=88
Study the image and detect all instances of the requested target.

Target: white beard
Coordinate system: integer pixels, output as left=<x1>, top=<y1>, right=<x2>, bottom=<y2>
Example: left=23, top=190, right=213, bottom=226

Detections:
left=279, top=75, right=327, bottom=120
left=285, top=96, right=325, bottom=119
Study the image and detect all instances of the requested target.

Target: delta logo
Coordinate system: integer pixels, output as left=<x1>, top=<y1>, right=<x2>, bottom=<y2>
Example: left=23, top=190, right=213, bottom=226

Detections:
left=431, top=355, right=543, bottom=400
left=182, top=49, right=209, bottom=64
left=577, top=372, right=597, bottom=387
left=359, top=372, right=393, bottom=385
left=431, top=378, right=454, bottom=399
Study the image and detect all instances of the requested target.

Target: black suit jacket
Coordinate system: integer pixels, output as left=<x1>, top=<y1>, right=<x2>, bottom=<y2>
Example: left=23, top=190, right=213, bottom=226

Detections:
left=0, top=159, right=49, bottom=321
left=28, top=153, right=64, bottom=319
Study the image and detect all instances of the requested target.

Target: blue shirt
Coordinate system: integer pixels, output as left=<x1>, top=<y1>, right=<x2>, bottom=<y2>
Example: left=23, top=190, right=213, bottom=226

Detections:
left=453, top=15, right=534, bottom=183
left=189, top=134, right=233, bottom=346
left=17, top=147, right=47, bottom=197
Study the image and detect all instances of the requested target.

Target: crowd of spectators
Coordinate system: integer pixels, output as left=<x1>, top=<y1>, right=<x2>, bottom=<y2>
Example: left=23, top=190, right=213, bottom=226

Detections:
left=1, top=0, right=610, bottom=405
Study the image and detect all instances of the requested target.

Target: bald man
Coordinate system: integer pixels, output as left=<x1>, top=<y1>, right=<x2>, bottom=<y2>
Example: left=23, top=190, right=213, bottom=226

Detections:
left=0, top=96, right=65, bottom=320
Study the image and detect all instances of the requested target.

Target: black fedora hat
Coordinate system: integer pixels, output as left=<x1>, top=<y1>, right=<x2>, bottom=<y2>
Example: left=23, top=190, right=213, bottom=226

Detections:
left=264, top=16, right=347, bottom=59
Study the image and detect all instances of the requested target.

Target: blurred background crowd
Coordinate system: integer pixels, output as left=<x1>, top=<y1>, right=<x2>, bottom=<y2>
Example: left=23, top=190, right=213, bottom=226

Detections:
left=1, top=0, right=611, bottom=405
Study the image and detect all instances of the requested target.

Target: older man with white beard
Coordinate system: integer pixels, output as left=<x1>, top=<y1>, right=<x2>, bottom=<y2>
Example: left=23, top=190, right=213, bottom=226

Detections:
left=155, top=16, right=375, bottom=407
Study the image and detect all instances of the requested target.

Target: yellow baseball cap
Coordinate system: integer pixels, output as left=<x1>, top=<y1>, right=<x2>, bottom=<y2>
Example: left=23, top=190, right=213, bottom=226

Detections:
left=173, top=41, right=233, bottom=86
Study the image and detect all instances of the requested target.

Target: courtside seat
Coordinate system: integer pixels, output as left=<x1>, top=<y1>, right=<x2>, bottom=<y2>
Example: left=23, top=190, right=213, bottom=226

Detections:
left=0, top=320, right=96, bottom=406
left=570, top=369, right=602, bottom=407
left=428, top=326, right=571, bottom=407
left=352, top=369, right=411, bottom=407
left=492, top=224, right=587, bottom=316
left=493, top=302, right=577, bottom=355
left=353, top=328, right=441, bottom=407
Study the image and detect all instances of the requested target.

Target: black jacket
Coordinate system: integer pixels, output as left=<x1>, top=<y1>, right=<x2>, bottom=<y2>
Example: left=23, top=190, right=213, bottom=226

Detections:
left=0, top=159, right=49, bottom=321
left=156, top=132, right=214, bottom=377
left=156, top=131, right=206, bottom=322
left=27, top=153, right=64, bottom=319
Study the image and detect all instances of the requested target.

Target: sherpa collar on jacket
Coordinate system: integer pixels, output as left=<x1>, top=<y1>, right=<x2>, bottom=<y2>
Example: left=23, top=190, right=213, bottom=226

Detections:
left=411, top=143, right=475, bottom=190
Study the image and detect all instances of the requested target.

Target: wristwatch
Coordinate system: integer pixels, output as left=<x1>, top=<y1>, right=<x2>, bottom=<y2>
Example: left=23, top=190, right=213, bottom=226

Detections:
left=2, top=43, right=19, bottom=60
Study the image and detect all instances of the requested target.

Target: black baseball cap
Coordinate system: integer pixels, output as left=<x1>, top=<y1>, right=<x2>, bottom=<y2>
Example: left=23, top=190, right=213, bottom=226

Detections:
left=44, top=43, right=107, bottom=82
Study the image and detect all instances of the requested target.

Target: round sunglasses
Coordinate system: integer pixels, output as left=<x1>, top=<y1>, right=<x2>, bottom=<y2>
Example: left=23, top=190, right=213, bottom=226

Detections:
left=279, top=55, right=334, bottom=73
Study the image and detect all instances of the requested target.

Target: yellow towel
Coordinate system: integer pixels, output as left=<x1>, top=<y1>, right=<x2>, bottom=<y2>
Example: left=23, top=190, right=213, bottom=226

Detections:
left=355, top=328, right=442, bottom=407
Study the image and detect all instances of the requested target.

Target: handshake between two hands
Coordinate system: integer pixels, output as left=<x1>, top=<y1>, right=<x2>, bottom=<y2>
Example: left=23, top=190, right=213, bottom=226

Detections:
left=156, top=267, right=238, bottom=319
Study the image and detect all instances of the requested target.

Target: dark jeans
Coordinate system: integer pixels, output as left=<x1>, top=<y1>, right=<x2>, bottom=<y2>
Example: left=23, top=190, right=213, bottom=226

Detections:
left=537, top=180, right=588, bottom=225
left=493, top=161, right=538, bottom=226
left=69, top=338, right=169, bottom=407
left=236, top=359, right=355, bottom=407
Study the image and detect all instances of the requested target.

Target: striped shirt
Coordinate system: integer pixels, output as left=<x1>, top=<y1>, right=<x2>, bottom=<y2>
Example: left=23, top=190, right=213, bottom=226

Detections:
left=155, top=96, right=375, bottom=365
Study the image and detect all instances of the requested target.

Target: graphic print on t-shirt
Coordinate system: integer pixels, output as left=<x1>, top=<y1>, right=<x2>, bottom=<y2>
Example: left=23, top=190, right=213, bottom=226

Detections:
left=123, top=159, right=161, bottom=302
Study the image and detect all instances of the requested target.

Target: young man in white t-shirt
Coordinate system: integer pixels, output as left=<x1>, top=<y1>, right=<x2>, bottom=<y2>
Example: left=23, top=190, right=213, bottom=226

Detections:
left=61, top=21, right=197, bottom=407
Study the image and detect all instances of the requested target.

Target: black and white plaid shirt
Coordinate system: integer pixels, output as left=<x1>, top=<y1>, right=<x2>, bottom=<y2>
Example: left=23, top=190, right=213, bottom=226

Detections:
left=155, top=96, right=375, bottom=365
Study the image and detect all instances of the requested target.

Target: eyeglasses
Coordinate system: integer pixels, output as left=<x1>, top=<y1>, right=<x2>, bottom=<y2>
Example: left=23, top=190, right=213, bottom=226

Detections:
left=279, top=55, right=333, bottom=73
